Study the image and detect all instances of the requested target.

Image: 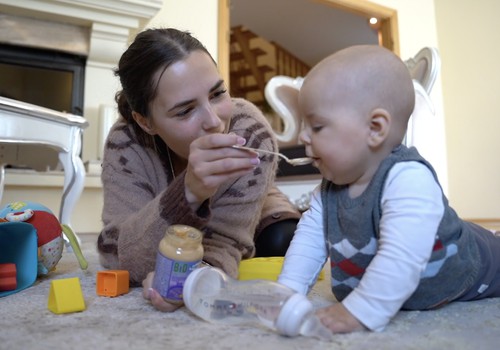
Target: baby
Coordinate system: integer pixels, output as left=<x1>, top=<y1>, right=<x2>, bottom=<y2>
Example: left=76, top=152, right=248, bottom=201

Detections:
left=278, top=45, right=500, bottom=333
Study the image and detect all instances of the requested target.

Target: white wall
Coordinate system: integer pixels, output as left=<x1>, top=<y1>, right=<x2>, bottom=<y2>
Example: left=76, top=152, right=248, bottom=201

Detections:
left=355, top=0, right=500, bottom=220
left=434, top=0, right=500, bottom=219
left=142, top=0, right=219, bottom=61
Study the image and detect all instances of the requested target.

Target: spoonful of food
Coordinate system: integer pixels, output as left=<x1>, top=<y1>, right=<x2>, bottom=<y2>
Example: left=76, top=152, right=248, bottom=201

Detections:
left=232, top=145, right=313, bottom=166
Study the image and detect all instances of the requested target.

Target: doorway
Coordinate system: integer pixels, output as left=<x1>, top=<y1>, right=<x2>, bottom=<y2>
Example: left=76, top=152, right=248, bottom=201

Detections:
left=218, top=0, right=399, bottom=85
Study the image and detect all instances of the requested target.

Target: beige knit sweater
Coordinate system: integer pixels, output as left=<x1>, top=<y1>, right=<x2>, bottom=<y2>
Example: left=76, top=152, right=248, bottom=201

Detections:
left=97, top=98, right=300, bottom=284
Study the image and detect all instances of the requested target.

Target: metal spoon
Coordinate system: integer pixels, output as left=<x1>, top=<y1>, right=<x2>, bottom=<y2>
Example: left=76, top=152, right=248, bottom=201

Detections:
left=233, top=145, right=313, bottom=166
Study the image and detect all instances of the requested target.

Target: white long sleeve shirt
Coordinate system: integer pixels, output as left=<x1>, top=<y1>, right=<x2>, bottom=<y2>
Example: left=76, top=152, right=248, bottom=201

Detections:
left=278, top=161, right=445, bottom=331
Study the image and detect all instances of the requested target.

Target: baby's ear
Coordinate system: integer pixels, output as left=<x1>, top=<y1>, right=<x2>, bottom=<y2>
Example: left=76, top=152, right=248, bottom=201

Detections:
left=368, top=108, right=390, bottom=147
left=132, top=111, right=156, bottom=135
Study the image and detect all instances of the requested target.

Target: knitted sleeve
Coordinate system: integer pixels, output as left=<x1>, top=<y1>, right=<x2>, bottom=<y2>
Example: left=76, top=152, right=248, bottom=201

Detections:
left=201, top=98, right=282, bottom=277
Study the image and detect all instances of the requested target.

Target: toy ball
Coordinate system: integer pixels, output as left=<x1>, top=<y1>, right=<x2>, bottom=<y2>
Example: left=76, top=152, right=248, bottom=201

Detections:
left=0, top=201, right=87, bottom=276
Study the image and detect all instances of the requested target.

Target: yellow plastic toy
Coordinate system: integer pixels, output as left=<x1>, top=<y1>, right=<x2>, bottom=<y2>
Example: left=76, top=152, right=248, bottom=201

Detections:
left=238, top=257, right=324, bottom=281
left=48, top=277, right=86, bottom=314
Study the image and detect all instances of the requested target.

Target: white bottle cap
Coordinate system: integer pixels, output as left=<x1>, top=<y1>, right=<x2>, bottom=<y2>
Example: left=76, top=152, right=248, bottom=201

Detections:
left=183, top=266, right=223, bottom=312
left=275, top=293, right=314, bottom=337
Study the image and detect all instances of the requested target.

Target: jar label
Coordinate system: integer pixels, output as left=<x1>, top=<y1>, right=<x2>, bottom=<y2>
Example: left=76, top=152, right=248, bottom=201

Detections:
left=152, top=251, right=201, bottom=302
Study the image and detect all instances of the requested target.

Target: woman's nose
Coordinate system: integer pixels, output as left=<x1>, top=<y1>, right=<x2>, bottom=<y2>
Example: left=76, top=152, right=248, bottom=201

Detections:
left=202, top=104, right=222, bottom=131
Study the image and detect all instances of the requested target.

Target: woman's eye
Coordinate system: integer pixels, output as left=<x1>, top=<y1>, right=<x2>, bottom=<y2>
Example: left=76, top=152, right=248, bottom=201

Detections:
left=175, top=107, right=193, bottom=117
left=211, top=89, right=227, bottom=99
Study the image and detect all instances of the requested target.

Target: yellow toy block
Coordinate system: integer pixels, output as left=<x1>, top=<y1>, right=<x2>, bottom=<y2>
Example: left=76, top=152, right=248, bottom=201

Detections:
left=48, top=277, right=86, bottom=314
left=96, top=270, right=129, bottom=297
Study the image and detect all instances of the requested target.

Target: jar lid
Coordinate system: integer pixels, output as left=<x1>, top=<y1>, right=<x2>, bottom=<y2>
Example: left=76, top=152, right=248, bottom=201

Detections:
left=166, top=225, right=203, bottom=248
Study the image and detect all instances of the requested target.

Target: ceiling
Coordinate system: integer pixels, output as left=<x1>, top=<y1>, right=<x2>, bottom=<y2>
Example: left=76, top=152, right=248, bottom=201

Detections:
left=230, top=0, right=379, bottom=67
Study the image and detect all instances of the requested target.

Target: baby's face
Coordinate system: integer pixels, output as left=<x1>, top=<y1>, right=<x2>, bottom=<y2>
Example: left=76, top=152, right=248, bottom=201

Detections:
left=298, top=77, right=373, bottom=186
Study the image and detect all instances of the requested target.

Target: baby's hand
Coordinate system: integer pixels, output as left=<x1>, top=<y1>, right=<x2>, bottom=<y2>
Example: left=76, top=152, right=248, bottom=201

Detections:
left=316, top=303, right=366, bottom=333
left=142, top=272, right=182, bottom=312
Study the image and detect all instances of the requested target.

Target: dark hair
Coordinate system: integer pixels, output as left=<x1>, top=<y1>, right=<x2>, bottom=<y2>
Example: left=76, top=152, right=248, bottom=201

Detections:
left=114, top=28, right=212, bottom=146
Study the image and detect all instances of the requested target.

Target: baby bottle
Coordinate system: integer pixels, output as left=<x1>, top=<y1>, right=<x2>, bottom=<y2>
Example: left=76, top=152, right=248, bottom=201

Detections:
left=183, top=266, right=332, bottom=341
left=152, top=225, right=204, bottom=304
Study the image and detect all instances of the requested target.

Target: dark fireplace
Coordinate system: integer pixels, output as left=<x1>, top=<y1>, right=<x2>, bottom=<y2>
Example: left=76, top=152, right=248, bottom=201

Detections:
left=0, top=44, right=87, bottom=171
left=0, top=43, right=86, bottom=116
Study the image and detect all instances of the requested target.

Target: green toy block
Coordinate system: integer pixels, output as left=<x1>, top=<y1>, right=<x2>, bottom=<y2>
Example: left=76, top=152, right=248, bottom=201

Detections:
left=48, top=277, right=86, bottom=314
left=96, top=270, right=129, bottom=297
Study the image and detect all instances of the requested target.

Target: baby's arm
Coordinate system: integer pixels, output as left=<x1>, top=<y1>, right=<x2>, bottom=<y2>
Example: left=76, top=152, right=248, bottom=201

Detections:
left=342, top=162, right=444, bottom=331
left=280, top=189, right=365, bottom=333
left=278, top=186, right=328, bottom=294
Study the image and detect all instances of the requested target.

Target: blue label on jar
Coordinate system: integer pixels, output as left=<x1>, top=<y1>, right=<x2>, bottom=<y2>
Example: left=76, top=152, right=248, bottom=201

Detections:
left=152, top=251, right=201, bottom=302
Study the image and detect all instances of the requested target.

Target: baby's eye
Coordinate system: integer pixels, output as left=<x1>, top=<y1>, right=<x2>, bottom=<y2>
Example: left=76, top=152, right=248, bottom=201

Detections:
left=311, top=125, right=323, bottom=133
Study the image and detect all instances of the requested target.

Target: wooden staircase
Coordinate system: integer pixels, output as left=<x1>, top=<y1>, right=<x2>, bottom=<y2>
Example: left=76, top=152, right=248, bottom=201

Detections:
left=230, top=26, right=310, bottom=110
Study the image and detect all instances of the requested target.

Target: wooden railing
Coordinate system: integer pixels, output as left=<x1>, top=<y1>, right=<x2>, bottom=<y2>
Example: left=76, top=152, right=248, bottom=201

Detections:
left=273, top=42, right=310, bottom=78
left=230, top=26, right=310, bottom=108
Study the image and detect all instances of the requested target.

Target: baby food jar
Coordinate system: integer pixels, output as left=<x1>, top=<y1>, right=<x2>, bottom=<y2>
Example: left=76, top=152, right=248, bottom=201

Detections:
left=152, top=225, right=204, bottom=304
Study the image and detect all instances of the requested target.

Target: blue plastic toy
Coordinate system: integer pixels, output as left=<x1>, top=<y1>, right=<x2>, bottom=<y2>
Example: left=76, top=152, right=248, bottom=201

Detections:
left=0, top=201, right=88, bottom=297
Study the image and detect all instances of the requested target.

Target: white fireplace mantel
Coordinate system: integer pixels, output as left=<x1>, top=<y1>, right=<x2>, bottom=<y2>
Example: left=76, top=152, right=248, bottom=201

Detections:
left=0, top=0, right=163, bottom=65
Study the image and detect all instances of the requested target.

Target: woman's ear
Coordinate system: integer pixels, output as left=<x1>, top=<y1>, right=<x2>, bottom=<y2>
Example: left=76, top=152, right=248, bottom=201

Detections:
left=368, top=108, right=390, bottom=147
left=132, top=111, right=156, bottom=135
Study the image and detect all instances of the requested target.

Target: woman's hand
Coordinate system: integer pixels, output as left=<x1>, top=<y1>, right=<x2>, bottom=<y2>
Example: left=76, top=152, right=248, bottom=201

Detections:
left=184, top=133, right=260, bottom=207
left=142, top=272, right=182, bottom=312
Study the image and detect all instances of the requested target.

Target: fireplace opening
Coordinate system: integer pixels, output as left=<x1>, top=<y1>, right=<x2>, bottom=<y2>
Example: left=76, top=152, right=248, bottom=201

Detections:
left=0, top=43, right=86, bottom=115
left=0, top=43, right=86, bottom=171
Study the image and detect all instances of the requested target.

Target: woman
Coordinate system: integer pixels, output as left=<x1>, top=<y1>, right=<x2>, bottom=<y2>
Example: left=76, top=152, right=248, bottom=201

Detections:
left=97, top=28, right=301, bottom=311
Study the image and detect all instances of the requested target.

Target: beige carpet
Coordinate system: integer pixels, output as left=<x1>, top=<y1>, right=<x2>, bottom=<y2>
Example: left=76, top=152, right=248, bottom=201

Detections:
left=0, top=233, right=499, bottom=350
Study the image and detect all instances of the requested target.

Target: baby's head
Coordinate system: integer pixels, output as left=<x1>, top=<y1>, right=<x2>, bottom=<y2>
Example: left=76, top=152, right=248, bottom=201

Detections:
left=298, top=45, right=415, bottom=187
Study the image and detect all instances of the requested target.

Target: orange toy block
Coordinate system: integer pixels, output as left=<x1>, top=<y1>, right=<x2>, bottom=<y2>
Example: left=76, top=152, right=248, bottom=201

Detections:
left=0, top=263, right=17, bottom=291
left=96, top=270, right=130, bottom=297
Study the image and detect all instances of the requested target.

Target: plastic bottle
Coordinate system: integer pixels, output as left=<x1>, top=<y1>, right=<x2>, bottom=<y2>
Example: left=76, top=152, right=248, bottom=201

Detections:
left=152, top=225, right=204, bottom=304
left=183, top=266, right=333, bottom=341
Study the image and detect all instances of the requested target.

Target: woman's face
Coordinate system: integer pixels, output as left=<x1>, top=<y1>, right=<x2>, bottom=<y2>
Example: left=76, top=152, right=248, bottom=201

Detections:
left=144, top=50, right=232, bottom=159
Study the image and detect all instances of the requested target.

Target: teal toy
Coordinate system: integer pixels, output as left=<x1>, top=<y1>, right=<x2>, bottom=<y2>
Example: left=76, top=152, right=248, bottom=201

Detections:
left=0, top=201, right=88, bottom=297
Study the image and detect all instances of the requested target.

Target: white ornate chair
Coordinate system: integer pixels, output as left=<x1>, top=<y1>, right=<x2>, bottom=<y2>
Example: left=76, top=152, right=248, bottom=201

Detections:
left=403, top=47, right=440, bottom=146
left=405, top=47, right=440, bottom=94
left=264, top=76, right=304, bottom=147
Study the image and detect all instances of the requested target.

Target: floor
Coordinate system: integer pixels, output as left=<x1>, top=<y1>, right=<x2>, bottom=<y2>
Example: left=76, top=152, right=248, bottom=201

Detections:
left=0, top=233, right=499, bottom=350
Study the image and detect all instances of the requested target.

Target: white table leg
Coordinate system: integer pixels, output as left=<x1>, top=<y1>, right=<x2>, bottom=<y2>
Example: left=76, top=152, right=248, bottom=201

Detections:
left=0, top=163, right=5, bottom=204
left=58, top=127, right=85, bottom=244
